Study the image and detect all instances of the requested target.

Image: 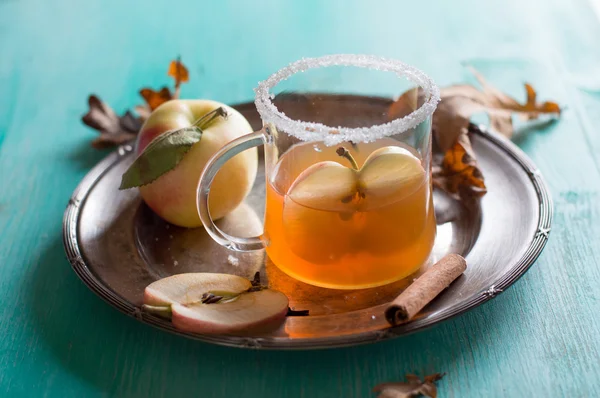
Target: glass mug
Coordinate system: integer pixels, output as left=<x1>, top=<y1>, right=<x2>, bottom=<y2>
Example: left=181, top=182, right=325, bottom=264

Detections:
left=198, top=55, right=440, bottom=290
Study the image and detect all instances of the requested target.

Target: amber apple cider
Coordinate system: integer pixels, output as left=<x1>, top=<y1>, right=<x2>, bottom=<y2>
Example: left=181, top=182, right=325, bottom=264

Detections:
left=263, top=140, right=436, bottom=289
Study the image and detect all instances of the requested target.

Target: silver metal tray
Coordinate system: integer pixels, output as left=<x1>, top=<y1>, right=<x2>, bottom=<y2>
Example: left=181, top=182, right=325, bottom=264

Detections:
left=63, top=96, right=552, bottom=349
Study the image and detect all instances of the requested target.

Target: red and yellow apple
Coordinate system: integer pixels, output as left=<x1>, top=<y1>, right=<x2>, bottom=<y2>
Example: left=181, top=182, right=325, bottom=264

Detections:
left=134, top=99, right=258, bottom=227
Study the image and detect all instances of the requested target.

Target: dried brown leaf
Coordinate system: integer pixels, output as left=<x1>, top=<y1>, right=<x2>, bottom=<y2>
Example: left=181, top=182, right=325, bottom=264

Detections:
left=433, top=133, right=487, bottom=198
left=387, top=88, right=486, bottom=199
left=405, top=374, right=422, bottom=385
left=168, top=58, right=189, bottom=86
left=139, top=87, right=173, bottom=111
left=82, top=95, right=119, bottom=132
left=388, top=86, right=482, bottom=152
left=432, top=95, right=483, bottom=152
left=373, top=373, right=445, bottom=398
left=82, top=95, right=142, bottom=149
left=83, top=58, right=191, bottom=149
left=439, top=66, right=562, bottom=139
left=489, top=113, right=513, bottom=135
left=138, top=58, right=189, bottom=111
left=388, top=67, right=561, bottom=199
left=522, top=82, right=561, bottom=120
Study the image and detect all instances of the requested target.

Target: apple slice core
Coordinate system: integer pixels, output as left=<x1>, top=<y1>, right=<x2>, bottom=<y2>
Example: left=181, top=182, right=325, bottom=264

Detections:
left=172, top=289, right=289, bottom=334
left=144, top=273, right=251, bottom=306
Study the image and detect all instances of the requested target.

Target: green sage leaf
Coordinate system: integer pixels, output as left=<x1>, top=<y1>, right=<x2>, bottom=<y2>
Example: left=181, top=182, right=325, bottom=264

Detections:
left=119, top=127, right=202, bottom=189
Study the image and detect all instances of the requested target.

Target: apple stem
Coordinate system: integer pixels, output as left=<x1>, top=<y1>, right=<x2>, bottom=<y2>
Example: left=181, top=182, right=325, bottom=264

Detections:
left=336, top=146, right=359, bottom=170
left=192, top=107, right=229, bottom=130
left=141, top=304, right=173, bottom=319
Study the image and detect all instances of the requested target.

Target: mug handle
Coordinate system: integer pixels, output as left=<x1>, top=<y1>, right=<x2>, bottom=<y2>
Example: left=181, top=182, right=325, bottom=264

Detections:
left=197, top=128, right=268, bottom=251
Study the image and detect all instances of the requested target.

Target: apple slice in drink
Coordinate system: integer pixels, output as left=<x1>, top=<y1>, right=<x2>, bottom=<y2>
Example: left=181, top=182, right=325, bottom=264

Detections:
left=282, top=145, right=427, bottom=260
left=359, top=147, right=428, bottom=255
left=358, top=146, right=425, bottom=211
left=144, top=273, right=289, bottom=334
left=283, top=161, right=358, bottom=264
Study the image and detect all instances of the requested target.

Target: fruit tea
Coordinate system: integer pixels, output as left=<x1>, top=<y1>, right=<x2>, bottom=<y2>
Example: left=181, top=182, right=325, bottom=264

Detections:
left=196, top=55, right=441, bottom=291
left=263, top=139, right=436, bottom=289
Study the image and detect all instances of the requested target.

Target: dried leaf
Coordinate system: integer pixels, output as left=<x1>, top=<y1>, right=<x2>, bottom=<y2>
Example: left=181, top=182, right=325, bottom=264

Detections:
left=82, top=95, right=119, bottom=132
left=432, top=94, right=481, bottom=152
left=373, top=373, right=445, bottom=398
left=522, top=82, right=561, bottom=120
left=433, top=132, right=487, bottom=198
left=82, top=95, right=142, bottom=149
left=168, top=57, right=190, bottom=86
left=388, top=87, right=479, bottom=152
left=388, top=88, right=486, bottom=198
left=139, top=87, right=173, bottom=111
left=119, top=127, right=202, bottom=189
left=388, top=67, right=561, bottom=199
left=489, top=113, right=513, bottom=135
left=438, top=66, right=562, bottom=140
left=83, top=58, right=191, bottom=149
left=120, top=111, right=143, bottom=133
left=138, top=58, right=190, bottom=111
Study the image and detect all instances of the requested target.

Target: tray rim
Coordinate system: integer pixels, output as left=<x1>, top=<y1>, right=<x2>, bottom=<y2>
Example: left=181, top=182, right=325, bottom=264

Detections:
left=63, top=118, right=552, bottom=350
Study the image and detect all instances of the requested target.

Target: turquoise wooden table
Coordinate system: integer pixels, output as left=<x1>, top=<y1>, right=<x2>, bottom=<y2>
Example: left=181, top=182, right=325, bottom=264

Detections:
left=2, top=0, right=600, bottom=396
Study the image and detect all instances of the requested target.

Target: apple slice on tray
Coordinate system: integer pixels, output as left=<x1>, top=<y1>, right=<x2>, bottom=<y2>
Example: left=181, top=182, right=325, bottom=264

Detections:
left=143, top=273, right=290, bottom=334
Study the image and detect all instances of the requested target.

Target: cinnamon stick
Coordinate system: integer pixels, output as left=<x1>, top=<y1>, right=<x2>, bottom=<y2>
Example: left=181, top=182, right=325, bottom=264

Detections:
left=385, top=254, right=467, bottom=325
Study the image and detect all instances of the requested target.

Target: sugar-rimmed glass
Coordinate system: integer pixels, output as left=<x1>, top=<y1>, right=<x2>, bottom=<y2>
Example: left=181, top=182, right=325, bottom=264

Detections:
left=197, top=54, right=440, bottom=289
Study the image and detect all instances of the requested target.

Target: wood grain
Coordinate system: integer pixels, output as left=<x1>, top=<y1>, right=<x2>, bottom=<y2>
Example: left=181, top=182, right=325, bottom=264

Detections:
left=1, top=0, right=599, bottom=396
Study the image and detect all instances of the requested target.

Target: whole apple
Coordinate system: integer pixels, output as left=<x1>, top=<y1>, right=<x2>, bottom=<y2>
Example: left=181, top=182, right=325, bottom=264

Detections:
left=135, top=99, right=257, bottom=228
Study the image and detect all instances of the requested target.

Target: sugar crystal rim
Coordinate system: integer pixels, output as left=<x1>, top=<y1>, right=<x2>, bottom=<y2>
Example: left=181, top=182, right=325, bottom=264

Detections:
left=254, top=54, right=440, bottom=146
